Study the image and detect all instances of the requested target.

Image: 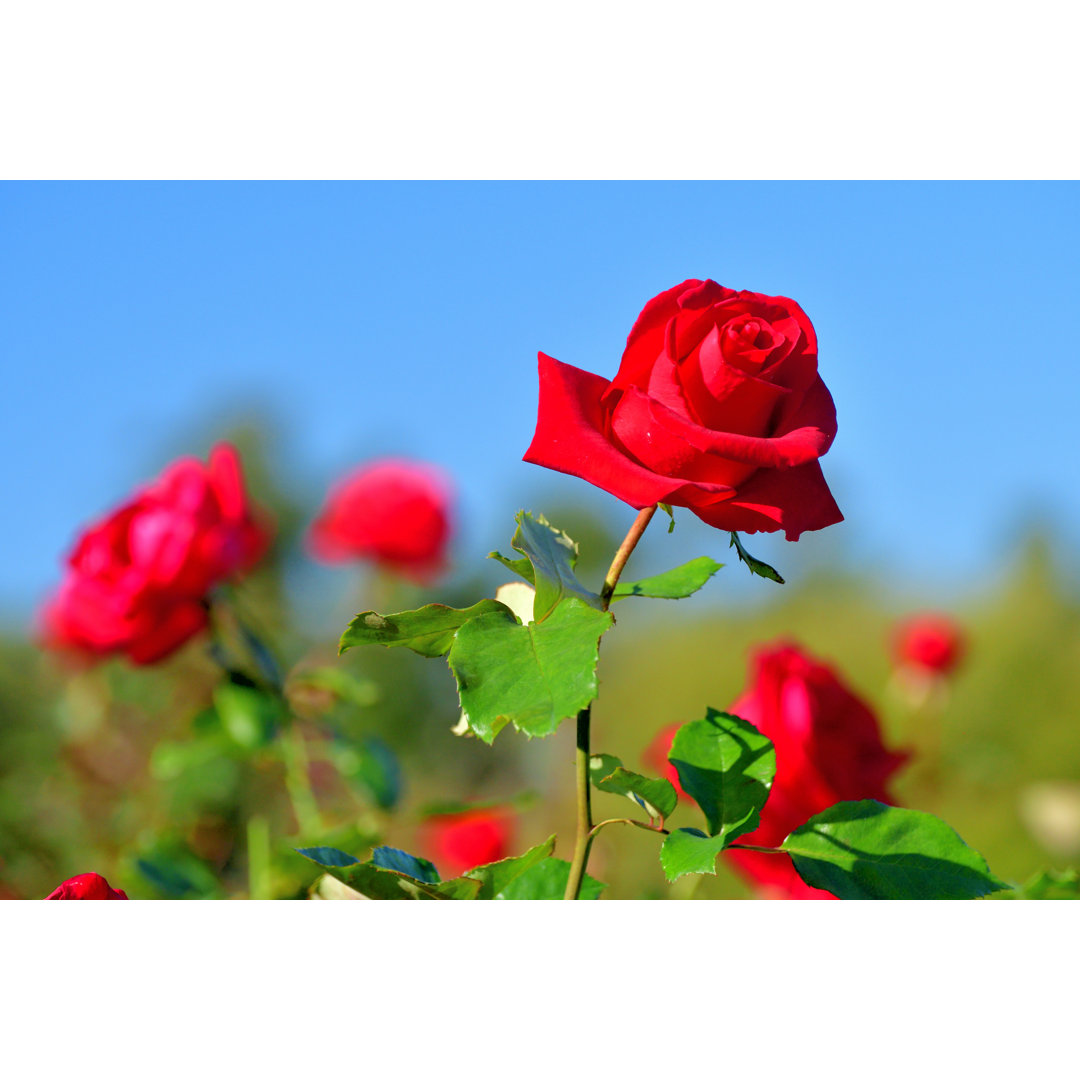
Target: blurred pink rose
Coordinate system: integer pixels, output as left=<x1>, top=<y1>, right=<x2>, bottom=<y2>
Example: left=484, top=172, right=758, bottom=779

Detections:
left=307, top=458, right=452, bottom=583
left=421, top=808, right=513, bottom=877
left=42, top=443, right=271, bottom=664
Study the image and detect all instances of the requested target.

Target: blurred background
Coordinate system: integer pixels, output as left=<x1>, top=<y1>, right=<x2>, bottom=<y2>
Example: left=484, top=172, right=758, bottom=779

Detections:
left=2, top=181, right=1078, bottom=898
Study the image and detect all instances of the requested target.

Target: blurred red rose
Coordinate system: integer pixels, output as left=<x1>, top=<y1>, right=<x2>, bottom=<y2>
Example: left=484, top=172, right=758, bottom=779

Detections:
left=45, top=872, right=128, bottom=900
left=421, top=809, right=512, bottom=877
left=307, top=459, right=452, bottom=584
left=41, top=443, right=271, bottom=665
left=524, top=279, right=842, bottom=540
left=892, top=613, right=965, bottom=676
left=724, top=642, right=909, bottom=898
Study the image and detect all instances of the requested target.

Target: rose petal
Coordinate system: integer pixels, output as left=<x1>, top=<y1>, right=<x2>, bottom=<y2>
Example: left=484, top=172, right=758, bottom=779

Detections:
left=691, top=459, right=843, bottom=540
left=126, top=598, right=208, bottom=665
left=523, top=353, right=737, bottom=509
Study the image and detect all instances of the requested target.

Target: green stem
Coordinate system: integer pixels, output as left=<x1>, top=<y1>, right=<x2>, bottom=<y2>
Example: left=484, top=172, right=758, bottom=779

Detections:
left=564, top=504, right=658, bottom=900
left=247, top=815, right=272, bottom=899
left=588, top=817, right=669, bottom=841
left=726, top=843, right=784, bottom=855
left=282, top=724, right=326, bottom=838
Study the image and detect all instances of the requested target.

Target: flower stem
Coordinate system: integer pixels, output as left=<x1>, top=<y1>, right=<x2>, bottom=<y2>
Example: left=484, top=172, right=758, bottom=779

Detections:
left=564, top=504, right=658, bottom=900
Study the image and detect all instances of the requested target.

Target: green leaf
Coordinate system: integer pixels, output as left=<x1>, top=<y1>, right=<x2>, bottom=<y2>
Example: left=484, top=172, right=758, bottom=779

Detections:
left=589, top=753, right=678, bottom=819
left=781, top=800, right=1010, bottom=900
left=660, top=828, right=730, bottom=881
left=497, top=857, right=606, bottom=900
left=448, top=835, right=557, bottom=899
left=669, top=710, right=775, bottom=842
left=612, top=557, right=723, bottom=601
left=371, top=846, right=440, bottom=883
left=508, top=511, right=602, bottom=622
left=447, top=597, right=614, bottom=743
left=339, top=599, right=513, bottom=658
left=729, top=532, right=784, bottom=584
left=658, top=503, right=675, bottom=532
left=297, top=848, right=475, bottom=900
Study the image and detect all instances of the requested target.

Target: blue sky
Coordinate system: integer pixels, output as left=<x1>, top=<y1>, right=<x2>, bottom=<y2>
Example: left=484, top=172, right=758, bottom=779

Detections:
left=2, top=182, right=1077, bottom=621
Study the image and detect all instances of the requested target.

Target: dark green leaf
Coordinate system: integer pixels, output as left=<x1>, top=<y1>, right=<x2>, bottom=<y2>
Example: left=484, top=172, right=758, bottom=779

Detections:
left=371, top=846, right=440, bottom=883
left=660, top=828, right=730, bottom=881
left=447, top=598, right=613, bottom=743
left=446, top=835, right=557, bottom=899
left=508, top=511, right=601, bottom=622
left=339, top=599, right=513, bottom=658
left=658, top=503, right=675, bottom=532
left=497, top=857, right=606, bottom=900
left=237, top=620, right=284, bottom=690
left=781, top=800, right=1010, bottom=900
left=729, top=532, right=784, bottom=584
left=295, top=846, right=359, bottom=868
left=670, top=710, right=775, bottom=842
left=589, top=753, right=678, bottom=819
left=612, top=557, right=723, bottom=601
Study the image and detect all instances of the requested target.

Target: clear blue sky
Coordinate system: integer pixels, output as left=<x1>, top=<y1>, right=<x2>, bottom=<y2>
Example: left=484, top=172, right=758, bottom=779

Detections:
left=2, top=182, right=1077, bottom=620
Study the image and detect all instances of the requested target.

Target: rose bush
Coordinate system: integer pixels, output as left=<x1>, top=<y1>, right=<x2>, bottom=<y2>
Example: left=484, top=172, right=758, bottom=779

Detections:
left=308, top=458, right=452, bottom=584
left=524, top=279, right=843, bottom=539
left=45, top=872, right=128, bottom=899
left=893, top=613, right=965, bottom=676
left=722, top=641, right=909, bottom=898
left=42, top=443, right=270, bottom=665
left=420, top=808, right=512, bottom=877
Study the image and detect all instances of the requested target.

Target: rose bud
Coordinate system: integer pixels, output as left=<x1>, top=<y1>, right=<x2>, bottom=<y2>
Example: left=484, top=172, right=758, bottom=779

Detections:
left=524, top=280, right=842, bottom=540
left=45, top=872, right=129, bottom=899
left=421, top=808, right=513, bottom=877
left=307, top=458, right=453, bottom=584
left=722, top=642, right=909, bottom=899
left=41, top=443, right=271, bottom=665
left=892, top=613, right=965, bottom=677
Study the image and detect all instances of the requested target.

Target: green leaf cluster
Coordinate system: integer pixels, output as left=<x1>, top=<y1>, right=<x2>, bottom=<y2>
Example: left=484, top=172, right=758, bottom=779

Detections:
left=298, top=835, right=605, bottom=900
left=659, top=710, right=776, bottom=881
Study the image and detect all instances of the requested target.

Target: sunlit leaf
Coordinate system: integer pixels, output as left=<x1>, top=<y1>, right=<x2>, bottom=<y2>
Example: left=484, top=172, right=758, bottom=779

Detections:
left=781, top=800, right=1010, bottom=900
left=669, top=710, right=775, bottom=842
left=339, top=599, right=513, bottom=658
left=612, top=557, right=723, bottom=601
left=497, top=857, right=606, bottom=900
left=589, top=753, right=677, bottom=819
left=660, top=828, right=730, bottom=881
left=447, top=598, right=613, bottom=743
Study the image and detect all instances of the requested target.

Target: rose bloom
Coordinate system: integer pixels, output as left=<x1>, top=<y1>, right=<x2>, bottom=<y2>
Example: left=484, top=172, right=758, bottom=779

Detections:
left=892, top=613, right=965, bottom=676
left=42, top=443, right=270, bottom=665
left=646, top=642, right=908, bottom=898
left=45, top=873, right=128, bottom=900
left=421, top=809, right=512, bottom=878
left=524, top=279, right=842, bottom=540
left=307, top=459, right=452, bottom=584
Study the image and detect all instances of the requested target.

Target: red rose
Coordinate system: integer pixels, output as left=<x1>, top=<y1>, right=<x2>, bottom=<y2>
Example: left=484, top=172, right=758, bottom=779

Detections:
left=892, top=613, right=965, bottom=676
left=421, top=809, right=512, bottom=877
left=42, top=443, right=271, bottom=665
left=723, top=642, right=909, bottom=898
left=523, top=280, right=842, bottom=540
left=307, top=458, right=452, bottom=584
left=45, top=872, right=128, bottom=900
